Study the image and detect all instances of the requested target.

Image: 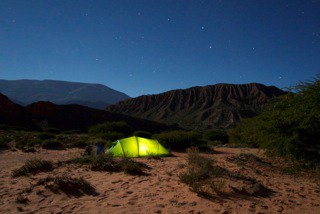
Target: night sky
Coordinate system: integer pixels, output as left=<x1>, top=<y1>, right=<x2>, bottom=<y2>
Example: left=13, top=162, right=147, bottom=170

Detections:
left=1, top=0, right=319, bottom=97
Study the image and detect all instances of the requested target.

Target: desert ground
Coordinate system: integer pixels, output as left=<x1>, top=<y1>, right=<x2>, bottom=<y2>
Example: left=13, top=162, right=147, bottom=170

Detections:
left=0, top=147, right=319, bottom=214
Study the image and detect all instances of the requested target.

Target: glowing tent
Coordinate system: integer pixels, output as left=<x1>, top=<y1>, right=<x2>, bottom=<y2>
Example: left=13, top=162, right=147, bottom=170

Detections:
left=106, top=136, right=170, bottom=157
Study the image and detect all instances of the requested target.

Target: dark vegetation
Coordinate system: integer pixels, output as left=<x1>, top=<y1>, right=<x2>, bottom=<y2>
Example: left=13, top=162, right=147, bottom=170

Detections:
left=204, top=130, right=229, bottom=144
left=179, top=147, right=227, bottom=197
left=37, top=175, right=98, bottom=197
left=0, top=136, right=11, bottom=150
left=230, top=78, right=320, bottom=168
left=152, top=130, right=203, bottom=151
left=133, top=130, right=152, bottom=138
left=179, top=148, right=273, bottom=198
left=12, top=159, right=53, bottom=177
left=67, top=153, right=147, bottom=175
left=41, top=139, right=64, bottom=150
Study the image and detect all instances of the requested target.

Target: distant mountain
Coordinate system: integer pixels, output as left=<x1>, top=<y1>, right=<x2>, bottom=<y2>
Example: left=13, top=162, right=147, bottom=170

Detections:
left=0, top=79, right=130, bottom=109
left=0, top=92, right=169, bottom=132
left=107, top=83, right=286, bottom=129
left=0, top=93, right=36, bottom=128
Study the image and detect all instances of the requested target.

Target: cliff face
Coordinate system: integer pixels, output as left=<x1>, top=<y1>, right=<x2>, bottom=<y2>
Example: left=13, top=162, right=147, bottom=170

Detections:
left=107, top=83, right=286, bottom=129
left=0, top=93, right=169, bottom=132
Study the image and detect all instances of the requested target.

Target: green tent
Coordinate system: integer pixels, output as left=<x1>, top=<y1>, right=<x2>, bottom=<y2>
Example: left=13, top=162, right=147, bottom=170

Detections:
left=106, top=136, right=170, bottom=158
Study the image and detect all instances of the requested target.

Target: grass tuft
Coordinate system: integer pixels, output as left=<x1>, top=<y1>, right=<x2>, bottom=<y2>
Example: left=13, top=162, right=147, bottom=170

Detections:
left=12, top=159, right=53, bottom=177
left=37, top=175, right=97, bottom=197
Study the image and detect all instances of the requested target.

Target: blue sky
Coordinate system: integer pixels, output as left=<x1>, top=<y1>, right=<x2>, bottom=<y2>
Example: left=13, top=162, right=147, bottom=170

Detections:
left=0, top=0, right=319, bottom=97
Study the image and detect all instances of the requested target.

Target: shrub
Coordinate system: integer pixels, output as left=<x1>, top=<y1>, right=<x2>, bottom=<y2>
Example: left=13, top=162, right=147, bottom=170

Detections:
left=97, top=132, right=124, bottom=141
left=42, top=140, right=63, bottom=150
left=44, top=128, right=61, bottom=134
left=230, top=77, right=320, bottom=166
left=71, top=140, right=89, bottom=148
left=0, top=125, right=28, bottom=131
left=152, top=131, right=202, bottom=151
left=204, top=130, right=229, bottom=144
left=69, top=153, right=120, bottom=172
left=38, top=132, right=56, bottom=140
left=12, top=159, right=53, bottom=177
left=69, top=136, right=90, bottom=148
left=179, top=147, right=226, bottom=196
left=120, top=158, right=144, bottom=175
left=37, top=175, right=97, bottom=196
left=133, top=130, right=152, bottom=138
left=15, top=136, right=41, bottom=150
left=67, top=154, right=148, bottom=175
left=89, top=121, right=131, bottom=136
left=0, top=136, right=11, bottom=150
left=63, top=130, right=82, bottom=135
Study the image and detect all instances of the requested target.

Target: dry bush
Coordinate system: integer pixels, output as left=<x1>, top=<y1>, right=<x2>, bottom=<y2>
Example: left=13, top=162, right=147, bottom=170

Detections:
left=37, top=175, right=98, bottom=197
left=12, top=159, right=53, bottom=177
left=179, top=147, right=226, bottom=197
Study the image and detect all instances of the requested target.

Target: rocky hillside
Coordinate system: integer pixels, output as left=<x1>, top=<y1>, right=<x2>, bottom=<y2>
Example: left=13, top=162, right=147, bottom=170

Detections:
left=0, top=79, right=130, bottom=109
left=0, top=93, right=36, bottom=129
left=107, top=83, right=286, bottom=129
left=0, top=93, right=168, bottom=132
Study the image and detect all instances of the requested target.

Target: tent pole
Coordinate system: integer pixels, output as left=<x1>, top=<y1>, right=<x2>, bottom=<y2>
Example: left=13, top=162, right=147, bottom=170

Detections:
left=136, top=136, right=139, bottom=157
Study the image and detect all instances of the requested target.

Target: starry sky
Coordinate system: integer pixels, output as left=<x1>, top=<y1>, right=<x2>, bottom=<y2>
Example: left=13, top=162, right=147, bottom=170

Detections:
left=1, top=0, right=319, bottom=97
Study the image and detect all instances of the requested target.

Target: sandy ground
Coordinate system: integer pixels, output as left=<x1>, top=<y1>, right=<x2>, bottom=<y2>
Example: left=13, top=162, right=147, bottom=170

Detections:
left=0, top=147, right=319, bottom=214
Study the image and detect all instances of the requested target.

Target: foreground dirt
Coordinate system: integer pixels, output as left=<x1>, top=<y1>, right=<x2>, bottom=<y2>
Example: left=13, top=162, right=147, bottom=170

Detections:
left=0, top=148, right=319, bottom=214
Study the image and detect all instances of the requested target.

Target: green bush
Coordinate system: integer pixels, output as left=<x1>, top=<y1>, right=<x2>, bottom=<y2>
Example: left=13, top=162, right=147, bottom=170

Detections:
left=44, top=128, right=61, bottom=134
left=69, top=153, right=120, bottom=172
left=0, top=125, right=28, bottom=131
left=38, top=132, right=56, bottom=140
left=15, top=136, right=41, bottom=150
left=204, top=130, right=229, bottom=144
left=179, top=147, right=226, bottom=196
left=133, top=130, right=152, bottom=138
left=119, top=158, right=144, bottom=175
left=152, top=130, right=202, bottom=151
left=230, top=78, right=320, bottom=166
left=0, top=136, right=11, bottom=150
left=71, top=140, right=89, bottom=149
left=89, top=121, right=131, bottom=136
left=63, top=130, right=82, bottom=135
left=42, top=140, right=63, bottom=150
left=97, top=132, right=124, bottom=141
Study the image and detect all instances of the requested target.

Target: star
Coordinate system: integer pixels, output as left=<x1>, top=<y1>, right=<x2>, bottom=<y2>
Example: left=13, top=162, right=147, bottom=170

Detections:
left=209, top=46, right=212, bottom=49
left=201, top=26, right=205, bottom=30
left=95, top=58, right=99, bottom=61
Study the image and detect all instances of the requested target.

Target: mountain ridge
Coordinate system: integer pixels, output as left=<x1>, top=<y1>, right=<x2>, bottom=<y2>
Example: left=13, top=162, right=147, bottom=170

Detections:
left=0, top=92, right=169, bottom=132
left=107, top=82, right=286, bottom=129
left=0, top=79, right=130, bottom=109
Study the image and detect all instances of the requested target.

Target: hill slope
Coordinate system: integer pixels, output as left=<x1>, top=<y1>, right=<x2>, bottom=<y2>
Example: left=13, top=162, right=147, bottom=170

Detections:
left=0, top=79, right=130, bottom=109
left=107, top=83, right=286, bottom=129
left=0, top=93, right=168, bottom=132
